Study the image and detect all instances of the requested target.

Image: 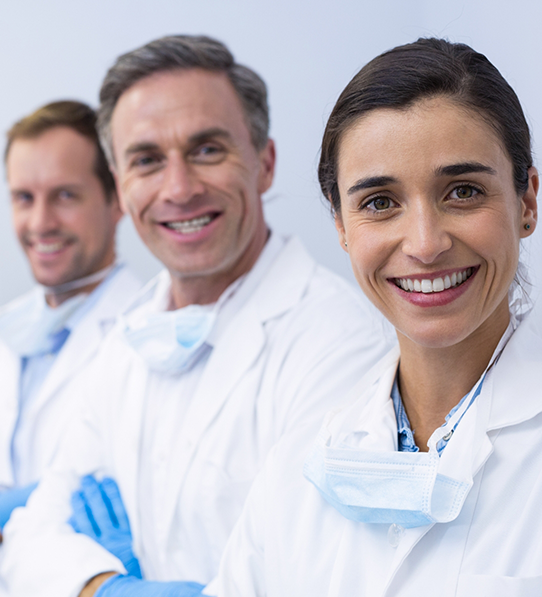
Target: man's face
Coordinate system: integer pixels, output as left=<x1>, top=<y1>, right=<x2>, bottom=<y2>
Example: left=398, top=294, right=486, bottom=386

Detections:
left=7, top=126, right=122, bottom=288
left=110, top=69, right=275, bottom=301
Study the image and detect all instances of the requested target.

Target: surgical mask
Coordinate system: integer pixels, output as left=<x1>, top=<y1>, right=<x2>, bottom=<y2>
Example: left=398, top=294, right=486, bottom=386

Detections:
left=304, top=433, right=472, bottom=528
left=40, top=263, right=116, bottom=296
left=122, top=305, right=216, bottom=373
left=0, top=290, right=86, bottom=357
left=303, top=376, right=488, bottom=529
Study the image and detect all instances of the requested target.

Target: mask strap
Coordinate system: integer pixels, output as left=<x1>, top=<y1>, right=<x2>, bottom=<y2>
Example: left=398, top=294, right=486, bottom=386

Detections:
left=40, top=263, right=116, bottom=296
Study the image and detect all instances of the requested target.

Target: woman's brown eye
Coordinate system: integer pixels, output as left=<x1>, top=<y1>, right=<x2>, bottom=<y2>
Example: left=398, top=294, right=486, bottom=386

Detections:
left=373, top=197, right=391, bottom=210
left=455, top=186, right=473, bottom=199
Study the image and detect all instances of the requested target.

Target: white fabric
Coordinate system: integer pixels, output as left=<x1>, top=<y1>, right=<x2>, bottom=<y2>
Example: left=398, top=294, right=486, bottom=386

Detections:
left=216, top=310, right=542, bottom=597
left=1, top=235, right=392, bottom=597
left=0, top=265, right=142, bottom=488
left=0, top=291, right=86, bottom=357
left=0, top=265, right=142, bottom=596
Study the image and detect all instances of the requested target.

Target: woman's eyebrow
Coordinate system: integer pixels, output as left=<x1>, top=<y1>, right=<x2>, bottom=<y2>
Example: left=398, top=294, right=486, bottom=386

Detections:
left=435, top=162, right=497, bottom=177
left=347, top=175, right=397, bottom=195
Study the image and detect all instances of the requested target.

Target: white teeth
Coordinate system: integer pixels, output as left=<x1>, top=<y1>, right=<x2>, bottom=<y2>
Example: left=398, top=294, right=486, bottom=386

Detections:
left=432, top=277, right=445, bottom=292
left=421, top=279, right=432, bottom=293
left=165, top=215, right=213, bottom=234
left=34, top=242, right=64, bottom=254
left=396, top=268, right=474, bottom=294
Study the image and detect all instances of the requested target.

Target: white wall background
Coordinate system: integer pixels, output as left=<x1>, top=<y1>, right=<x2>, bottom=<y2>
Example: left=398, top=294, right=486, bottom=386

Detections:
left=1, top=0, right=541, bottom=304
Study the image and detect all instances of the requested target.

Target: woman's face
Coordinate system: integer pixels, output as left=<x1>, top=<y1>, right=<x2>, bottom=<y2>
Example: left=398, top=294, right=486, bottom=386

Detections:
left=335, top=97, right=538, bottom=349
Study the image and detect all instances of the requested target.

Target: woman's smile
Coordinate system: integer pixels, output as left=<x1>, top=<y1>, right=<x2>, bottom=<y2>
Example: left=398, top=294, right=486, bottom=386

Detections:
left=335, top=96, right=537, bottom=349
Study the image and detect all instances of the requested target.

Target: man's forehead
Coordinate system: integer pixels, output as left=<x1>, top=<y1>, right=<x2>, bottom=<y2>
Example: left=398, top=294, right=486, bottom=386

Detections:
left=111, top=69, right=249, bottom=148
left=7, top=128, right=99, bottom=186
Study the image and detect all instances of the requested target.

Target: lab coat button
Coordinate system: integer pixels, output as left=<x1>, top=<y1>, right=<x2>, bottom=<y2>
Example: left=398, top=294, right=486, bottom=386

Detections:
left=388, top=523, right=405, bottom=547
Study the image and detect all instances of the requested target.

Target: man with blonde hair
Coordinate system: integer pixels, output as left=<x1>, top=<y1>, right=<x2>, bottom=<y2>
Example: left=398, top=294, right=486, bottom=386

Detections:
left=0, top=100, right=141, bottom=592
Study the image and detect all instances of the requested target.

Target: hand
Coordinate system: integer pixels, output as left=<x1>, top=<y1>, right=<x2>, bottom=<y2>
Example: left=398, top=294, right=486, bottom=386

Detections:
left=69, top=476, right=142, bottom=579
left=95, top=575, right=205, bottom=597
left=0, top=482, right=38, bottom=529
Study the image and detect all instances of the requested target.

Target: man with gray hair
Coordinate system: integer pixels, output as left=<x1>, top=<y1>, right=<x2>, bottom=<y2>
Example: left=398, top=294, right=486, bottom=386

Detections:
left=1, top=35, right=390, bottom=596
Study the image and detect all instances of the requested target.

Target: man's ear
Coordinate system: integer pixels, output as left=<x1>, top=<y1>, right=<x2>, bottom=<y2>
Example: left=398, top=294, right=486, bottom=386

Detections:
left=108, top=188, right=124, bottom=225
left=257, top=139, right=276, bottom=195
left=520, top=166, right=538, bottom=238
left=111, top=169, right=127, bottom=215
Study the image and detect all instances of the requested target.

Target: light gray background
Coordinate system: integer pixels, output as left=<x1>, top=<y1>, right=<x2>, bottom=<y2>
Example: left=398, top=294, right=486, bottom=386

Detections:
left=1, top=0, right=541, bottom=305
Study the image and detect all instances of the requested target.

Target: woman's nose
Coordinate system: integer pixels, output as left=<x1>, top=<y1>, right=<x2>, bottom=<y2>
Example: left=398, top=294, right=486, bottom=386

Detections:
left=401, top=207, right=452, bottom=264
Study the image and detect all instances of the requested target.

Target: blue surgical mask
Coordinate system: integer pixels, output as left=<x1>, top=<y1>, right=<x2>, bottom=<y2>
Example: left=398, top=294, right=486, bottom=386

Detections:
left=0, top=290, right=86, bottom=357
left=304, top=431, right=471, bottom=528
left=122, top=305, right=216, bottom=373
left=303, top=375, right=487, bottom=528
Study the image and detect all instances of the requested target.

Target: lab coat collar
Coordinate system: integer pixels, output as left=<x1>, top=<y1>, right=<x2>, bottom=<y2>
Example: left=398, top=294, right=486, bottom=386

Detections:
left=486, top=309, right=542, bottom=432
left=30, top=266, right=140, bottom=416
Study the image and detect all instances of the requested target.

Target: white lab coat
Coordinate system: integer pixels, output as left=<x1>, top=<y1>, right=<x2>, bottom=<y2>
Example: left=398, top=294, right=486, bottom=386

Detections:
left=0, top=266, right=142, bottom=488
left=0, top=265, right=141, bottom=595
left=1, top=236, right=391, bottom=597
left=217, top=309, right=542, bottom=597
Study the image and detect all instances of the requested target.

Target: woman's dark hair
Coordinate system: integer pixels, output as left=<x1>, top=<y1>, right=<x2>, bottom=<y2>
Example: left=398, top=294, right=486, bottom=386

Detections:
left=319, top=37, right=532, bottom=213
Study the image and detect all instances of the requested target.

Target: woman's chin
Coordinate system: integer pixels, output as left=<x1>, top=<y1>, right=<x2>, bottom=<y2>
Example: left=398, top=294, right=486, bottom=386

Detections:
left=395, top=320, right=476, bottom=351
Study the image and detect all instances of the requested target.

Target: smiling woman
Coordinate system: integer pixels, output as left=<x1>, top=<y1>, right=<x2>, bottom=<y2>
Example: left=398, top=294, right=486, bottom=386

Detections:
left=216, top=38, right=542, bottom=596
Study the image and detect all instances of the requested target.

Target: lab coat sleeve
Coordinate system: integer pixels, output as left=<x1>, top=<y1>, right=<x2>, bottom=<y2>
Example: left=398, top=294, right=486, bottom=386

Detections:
left=0, top=366, right=127, bottom=597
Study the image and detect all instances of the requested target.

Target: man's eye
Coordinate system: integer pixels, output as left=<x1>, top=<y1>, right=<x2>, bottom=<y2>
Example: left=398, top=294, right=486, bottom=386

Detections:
left=13, top=192, right=33, bottom=204
left=58, top=190, right=76, bottom=200
left=193, top=144, right=225, bottom=163
left=134, top=155, right=157, bottom=167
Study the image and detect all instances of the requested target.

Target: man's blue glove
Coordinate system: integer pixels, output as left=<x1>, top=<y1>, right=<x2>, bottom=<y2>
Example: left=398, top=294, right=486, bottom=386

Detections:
left=0, top=482, right=38, bottom=529
left=95, top=575, right=205, bottom=597
left=69, top=476, right=142, bottom=579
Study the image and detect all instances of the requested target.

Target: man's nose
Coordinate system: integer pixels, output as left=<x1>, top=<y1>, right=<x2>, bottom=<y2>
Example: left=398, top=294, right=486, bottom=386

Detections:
left=401, top=204, right=453, bottom=264
left=27, top=197, right=61, bottom=235
left=158, top=156, right=205, bottom=204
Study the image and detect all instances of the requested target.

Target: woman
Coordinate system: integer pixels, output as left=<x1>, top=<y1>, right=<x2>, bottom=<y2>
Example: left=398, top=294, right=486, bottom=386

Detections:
left=215, top=38, right=542, bottom=595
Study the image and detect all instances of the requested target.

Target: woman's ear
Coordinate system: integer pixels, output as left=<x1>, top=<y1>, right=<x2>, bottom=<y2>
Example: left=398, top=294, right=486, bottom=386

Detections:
left=334, top=207, right=348, bottom=252
left=520, top=166, right=538, bottom=238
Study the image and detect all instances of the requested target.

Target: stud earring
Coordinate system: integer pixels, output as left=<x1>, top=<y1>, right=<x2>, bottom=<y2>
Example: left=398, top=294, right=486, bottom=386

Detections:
left=525, top=223, right=531, bottom=230
left=344, top=240, right=348, bottom=247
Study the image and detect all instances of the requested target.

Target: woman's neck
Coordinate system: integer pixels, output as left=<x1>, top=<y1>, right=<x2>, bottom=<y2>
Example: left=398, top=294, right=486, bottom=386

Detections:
left=396, top=302, right=511, bottom=451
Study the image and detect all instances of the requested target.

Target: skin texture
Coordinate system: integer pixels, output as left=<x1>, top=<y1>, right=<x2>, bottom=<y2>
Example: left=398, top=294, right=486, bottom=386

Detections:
left=7, top=127, right=123, bottom=307
left=110, top=68, right=275, bottom=309
left=335, top=97, right=538, bottom=449
left=79, top=572, right=118, bottom=597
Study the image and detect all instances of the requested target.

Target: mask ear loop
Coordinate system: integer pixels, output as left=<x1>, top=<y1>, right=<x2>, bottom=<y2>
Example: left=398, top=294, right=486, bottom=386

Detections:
left=40, top=263, right=117, bottom=296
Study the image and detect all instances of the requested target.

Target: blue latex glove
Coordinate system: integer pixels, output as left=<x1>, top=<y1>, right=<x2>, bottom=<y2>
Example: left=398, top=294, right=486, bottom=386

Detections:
left=0, top=482, right=38, bottom=529
left=69, top=476, right=142, bottom=579
left=95, top=575, right=205, bottom=597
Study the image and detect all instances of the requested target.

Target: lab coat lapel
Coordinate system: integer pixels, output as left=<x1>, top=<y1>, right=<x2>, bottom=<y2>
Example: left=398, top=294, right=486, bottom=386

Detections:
left=161, top=236, right=315, bottom=531
left=161, top=304, right=266, bottom=532
left=29, top=268, right=139, bottom=416
left=486, top=312, right=542, bottom=431
left=115, top=365, right=149, bottom=548
left=0, top=348, right=20, bottom=486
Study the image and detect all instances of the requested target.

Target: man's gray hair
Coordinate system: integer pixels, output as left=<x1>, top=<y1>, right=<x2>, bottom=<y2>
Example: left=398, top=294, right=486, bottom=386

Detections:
left=97, top=34, right=270, bottom=164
